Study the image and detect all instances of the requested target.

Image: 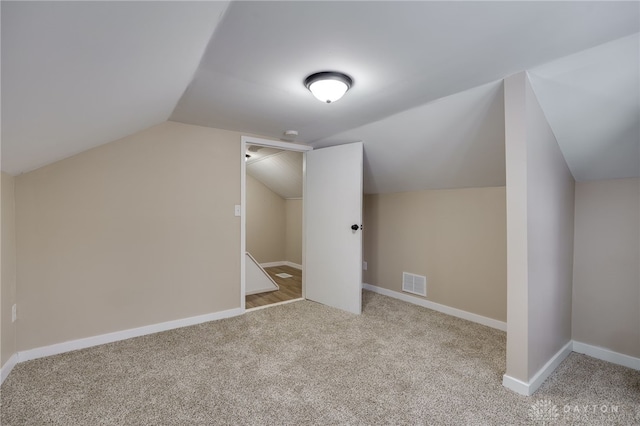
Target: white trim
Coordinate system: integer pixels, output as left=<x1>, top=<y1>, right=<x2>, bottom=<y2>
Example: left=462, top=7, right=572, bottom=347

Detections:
left=246, top=252, right=279, bottom=295
left=301, top=151, right=307, bottom=300
left=240, top=138, right=247, bottom=312
left=241, top=135, right=311, bottom=312
left=527, top=341, right=573, bottom=394
left=284, top=261, right=302, bottom=270
left=363, top=283, right=506, bottom=331
left=502, top=374, right=530, bottom=396
left=573, top=341, right=640, bottom=371
left=259, top=261, right=303, bottom=270
left=260, top=261, right=286, bottom=268
left=241, top=136, right=313, bottom=152
left=245, top=298, right=305, bottom=312
left=503, top=341, right=575, bottom=396
left=18, top=308, right=243, bottom=363
left=503, top=341, right=640, bottom=397
left=0, top=353, right=19, bottom=385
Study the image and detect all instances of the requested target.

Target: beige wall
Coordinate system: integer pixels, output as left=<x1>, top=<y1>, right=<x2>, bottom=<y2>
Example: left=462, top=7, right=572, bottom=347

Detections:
left=573, top=178, right=639, bottom=358
left=363, top=186, right=507, bottom=321
left=285, top=199, right=303, bottom=265
left=2, top=172, right=17, bottom=366
left=246, top=176, right=302, bottom=266
left=504, top=72, right=575, bottom=383
left=15, top=121, right=242, bottom=351
left=246, top=174, right=286, bottom=264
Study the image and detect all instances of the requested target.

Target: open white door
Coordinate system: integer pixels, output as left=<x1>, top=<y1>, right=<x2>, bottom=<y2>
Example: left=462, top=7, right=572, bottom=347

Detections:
left=304, top=142, right=363, bottom=314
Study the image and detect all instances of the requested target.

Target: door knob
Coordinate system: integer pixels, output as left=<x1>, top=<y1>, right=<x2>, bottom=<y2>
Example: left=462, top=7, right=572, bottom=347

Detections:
left=351, top=224, right=360, bottom=231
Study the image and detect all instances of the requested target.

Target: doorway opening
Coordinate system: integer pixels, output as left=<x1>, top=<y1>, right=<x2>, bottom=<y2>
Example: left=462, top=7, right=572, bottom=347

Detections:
left=240, top=137, right=364, bottom=315
left=240, top=136, right=312, bottom=311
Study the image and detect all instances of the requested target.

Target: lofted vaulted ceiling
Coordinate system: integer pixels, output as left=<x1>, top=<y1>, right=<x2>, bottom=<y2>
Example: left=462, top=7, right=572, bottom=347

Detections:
left=529, top=33, right=639, bottom=182
left=1, top=1, right=230, bottom=174
left=2, top=1, right=639, bottom=192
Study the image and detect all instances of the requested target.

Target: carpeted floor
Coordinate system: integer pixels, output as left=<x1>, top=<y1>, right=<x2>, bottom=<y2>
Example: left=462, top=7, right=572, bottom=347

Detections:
left=1, top=291, right=639, bottom=425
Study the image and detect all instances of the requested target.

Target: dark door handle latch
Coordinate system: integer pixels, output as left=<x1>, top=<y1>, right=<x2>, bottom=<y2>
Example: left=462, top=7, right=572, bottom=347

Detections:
left=351, top=224, right=360, bottom=231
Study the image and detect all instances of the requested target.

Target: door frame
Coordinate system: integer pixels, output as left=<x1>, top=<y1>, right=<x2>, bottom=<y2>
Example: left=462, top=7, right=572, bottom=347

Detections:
left=240, top=136, right=313, bottom=312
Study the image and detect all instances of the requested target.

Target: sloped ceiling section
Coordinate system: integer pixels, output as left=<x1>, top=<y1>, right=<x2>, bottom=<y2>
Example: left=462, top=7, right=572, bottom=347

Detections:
left=529, top=33, right=640, bottom=181
left=1, top=1, right=229, bottom=175
left=2, top=1, right=638, bottom=191
left=171, top=1, right=639, bottom=145
left=315, top=81, right=505, bottom=194
left=246, top=148, right=303, bottom=199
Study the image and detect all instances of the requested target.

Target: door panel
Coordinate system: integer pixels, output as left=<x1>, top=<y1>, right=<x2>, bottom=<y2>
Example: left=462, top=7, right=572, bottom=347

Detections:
left=304, top=142, right=363, bottom=314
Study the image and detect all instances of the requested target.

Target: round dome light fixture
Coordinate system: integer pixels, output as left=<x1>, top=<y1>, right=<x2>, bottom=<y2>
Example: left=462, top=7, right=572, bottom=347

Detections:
left=304, top=71, right=353, bottom=103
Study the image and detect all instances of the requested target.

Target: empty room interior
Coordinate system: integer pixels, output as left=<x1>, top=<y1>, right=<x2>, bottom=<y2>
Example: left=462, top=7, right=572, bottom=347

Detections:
left=1, top=1, right=639, bottom=424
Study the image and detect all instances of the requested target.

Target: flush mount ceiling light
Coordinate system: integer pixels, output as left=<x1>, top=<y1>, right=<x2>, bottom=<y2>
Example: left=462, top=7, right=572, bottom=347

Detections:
left=304, top=71, right=353, bottom=103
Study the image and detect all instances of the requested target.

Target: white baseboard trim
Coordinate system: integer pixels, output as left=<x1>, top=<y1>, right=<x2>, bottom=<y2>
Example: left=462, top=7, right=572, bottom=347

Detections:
left=260, top=261, right=303, bottom=270
left=18, top=307, right=243, bottom=363
left=503, top=341, right=573, bottom=396
left=260, top=261, right=286, bottom=268
left=363, top=283, right=507, bottom=331
left=284, top=261, right=302, bottom=270
left=501, top=340, right=630, bottom=396
left=502, top=374, right=530, bottom=396
left=0, top=353, right=19, bottom=385
left=573, top=341, right=640, bottom=371
left=528, top=340, right=573, bottom=394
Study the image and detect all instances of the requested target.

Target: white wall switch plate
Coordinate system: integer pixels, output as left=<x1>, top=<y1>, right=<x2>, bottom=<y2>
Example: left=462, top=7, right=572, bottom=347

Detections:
left=363, top=261, right=367, bottom=270
left=234, top=205, right=241, bottom=217
left=12, top=304, right=17, bottom=322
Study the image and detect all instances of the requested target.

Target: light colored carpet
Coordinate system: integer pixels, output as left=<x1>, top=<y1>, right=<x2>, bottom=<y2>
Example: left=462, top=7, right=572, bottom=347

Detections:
left=1, top=291, right=638, bottom=425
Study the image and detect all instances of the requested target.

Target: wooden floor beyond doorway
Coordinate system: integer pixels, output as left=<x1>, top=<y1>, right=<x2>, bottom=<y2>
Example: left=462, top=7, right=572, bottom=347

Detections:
left=246, top=265, right=302, bottom=309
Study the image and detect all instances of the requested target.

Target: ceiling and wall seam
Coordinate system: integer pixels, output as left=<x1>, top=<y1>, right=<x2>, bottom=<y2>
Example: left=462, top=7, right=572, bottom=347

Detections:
left=2, top=2, right=638, bottom=190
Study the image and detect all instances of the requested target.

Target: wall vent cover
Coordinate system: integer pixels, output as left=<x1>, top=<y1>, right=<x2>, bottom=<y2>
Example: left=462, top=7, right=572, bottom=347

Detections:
left=402, top=272, right=427, bottom=297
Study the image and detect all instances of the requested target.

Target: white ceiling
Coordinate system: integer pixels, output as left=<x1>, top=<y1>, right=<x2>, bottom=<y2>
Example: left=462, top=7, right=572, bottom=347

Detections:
left=315, top=80, right=505, bottom=194
left=1, top=1, right=229, bottom=175
left=2, top=1, right=639, bottom=191
left=246, top=147, right=303, bottom=199
left=529, top=33, right=639, bottom=182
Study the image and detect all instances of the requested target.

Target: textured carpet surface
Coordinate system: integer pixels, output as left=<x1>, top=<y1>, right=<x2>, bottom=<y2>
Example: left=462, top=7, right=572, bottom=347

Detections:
left=1, top=291, right=639, bottom=425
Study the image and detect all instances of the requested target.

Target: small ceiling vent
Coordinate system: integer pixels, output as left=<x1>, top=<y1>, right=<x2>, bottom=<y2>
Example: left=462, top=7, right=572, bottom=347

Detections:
left=402, top=272, right=427, bottom=297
